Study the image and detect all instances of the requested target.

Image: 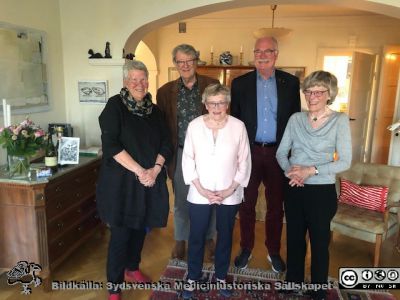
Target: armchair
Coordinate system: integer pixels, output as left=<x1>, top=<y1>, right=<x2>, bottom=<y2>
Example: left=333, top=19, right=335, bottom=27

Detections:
left=331, top=162, right=400, bottom=266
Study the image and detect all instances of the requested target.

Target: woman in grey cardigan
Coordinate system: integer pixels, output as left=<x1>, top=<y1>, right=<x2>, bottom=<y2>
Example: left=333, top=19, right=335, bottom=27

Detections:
left=276, top=71, right=352, bottom=300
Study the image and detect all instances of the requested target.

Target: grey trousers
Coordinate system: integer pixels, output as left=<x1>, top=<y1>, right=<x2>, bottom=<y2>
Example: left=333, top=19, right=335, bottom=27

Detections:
left=173, top=147, right=216, bottom=241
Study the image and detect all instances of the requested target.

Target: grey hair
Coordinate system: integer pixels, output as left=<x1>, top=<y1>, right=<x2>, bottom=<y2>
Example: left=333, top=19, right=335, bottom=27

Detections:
left=122, top=60, right=149, bottom=79
left=172, top=44, right=199, bottom=63
left=302, top=70, right=338, bottom=105
left=255, top=36, right=279, bottom=51
left=201, top=83, right=231, bottom=104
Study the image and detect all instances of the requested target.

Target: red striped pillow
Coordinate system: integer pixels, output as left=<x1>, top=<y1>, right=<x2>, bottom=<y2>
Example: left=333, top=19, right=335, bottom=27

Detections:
left=338, top=178, right=388, bottom=212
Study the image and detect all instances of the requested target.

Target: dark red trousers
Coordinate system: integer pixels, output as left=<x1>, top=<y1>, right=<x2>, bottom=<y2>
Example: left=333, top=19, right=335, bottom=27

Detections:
left=239, top=145, right=285, bottom=255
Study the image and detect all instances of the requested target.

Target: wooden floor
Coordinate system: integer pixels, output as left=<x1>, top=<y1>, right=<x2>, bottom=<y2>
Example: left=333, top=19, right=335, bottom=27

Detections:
left=1, top=212, right=399, bottom=299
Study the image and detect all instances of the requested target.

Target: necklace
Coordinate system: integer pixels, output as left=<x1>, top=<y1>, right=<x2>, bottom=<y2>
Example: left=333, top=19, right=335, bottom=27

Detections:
left=309, top=107, right=329, bottom=122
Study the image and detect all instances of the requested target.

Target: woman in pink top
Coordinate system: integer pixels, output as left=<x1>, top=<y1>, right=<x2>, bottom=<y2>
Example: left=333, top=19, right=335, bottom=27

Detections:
left=181, top=83, right=251, bottom=299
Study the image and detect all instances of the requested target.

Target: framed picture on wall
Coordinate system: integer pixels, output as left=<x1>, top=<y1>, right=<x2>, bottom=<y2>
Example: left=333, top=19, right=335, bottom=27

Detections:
left=276, top=67, right=306, bottom=82
left=78, top=80, right=108, bottom=104
left=58, top=137, right=80, bottom=165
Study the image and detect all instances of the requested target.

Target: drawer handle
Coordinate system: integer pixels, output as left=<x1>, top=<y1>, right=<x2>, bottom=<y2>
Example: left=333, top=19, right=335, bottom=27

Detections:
left=76, top=192, right=81, bottom=198
left=57, top=222, right=64, bottom=229
left=55, top=186, right=62, bottom=192
left=77, top=226, right=83, bottom=231
left=56, top=202, right=62, bottom=209
left=75, top=178, right=82, bottom=183
left=58, top=241, right=64, bottom=247
left=77, top=208, right=82, bottom=213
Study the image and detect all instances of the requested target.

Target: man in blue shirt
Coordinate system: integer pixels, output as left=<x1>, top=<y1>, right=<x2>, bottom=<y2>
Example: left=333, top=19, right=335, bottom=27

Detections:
left=230, top=36, right=300, bottom=273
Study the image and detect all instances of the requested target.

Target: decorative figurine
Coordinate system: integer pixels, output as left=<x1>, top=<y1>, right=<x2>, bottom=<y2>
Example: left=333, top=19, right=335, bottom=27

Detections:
left=219, top=51, right=233, bottom=65
left=125, top=53, right=135, bottom=60
left=104, top=42, right=112, bottom=58
left=88, top=49, right=103, bottom=59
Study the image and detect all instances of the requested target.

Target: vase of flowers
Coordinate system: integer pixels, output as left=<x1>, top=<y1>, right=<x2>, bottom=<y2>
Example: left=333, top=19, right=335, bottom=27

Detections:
left=0, top=118, right=45, bottom=179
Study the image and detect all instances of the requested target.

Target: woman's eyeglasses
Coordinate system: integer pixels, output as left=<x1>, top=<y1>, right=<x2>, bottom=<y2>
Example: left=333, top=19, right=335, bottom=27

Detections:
left=303, top=90, right=329, bottom=97
left=206, top=101, right=228, bottom=108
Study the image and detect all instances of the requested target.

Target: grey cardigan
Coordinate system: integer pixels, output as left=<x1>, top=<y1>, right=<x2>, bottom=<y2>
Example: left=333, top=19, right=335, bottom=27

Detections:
left=276, top=111, right=352, bottom=184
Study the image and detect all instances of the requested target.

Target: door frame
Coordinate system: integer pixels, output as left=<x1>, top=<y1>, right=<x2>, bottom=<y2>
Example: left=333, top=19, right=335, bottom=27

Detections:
left=316, top=47, right=380, bottom=162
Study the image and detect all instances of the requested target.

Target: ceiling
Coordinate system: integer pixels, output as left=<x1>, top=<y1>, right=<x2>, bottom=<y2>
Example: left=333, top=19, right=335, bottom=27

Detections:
left=192, top=4, right=378, bottom=19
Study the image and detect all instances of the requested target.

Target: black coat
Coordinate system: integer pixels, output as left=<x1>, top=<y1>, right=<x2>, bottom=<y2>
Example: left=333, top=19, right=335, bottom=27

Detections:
left=96, top=95, right=172, bottom=229
left=230, top=69, right=301, bottom=145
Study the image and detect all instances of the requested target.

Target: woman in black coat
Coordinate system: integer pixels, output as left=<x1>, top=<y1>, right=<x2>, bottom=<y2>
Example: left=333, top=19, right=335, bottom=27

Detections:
left=96, top=60, right=172, bottom=300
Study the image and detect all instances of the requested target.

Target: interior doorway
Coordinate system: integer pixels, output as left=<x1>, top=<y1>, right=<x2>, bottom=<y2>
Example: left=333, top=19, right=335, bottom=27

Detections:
left=372, top=49, right=400, bottom=164
left=317, top=49, right=377, bottom=163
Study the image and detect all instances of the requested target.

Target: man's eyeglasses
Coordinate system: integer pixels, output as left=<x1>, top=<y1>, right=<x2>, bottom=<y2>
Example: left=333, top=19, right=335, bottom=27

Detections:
left=303, top=90, right=329, bottom=98
left=253, top=49, right=277, bottom=56
left=175, top=59, right=197, bottom=67
left=206, top=101, right=228, bottom=108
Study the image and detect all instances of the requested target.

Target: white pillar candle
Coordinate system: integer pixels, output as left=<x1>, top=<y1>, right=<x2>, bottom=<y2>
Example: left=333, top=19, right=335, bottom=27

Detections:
left=6, top=104, right=11, bottom=127
left=240, top=45, right=243, bottom=53
left=210, top=45, right=214, bottom=53
left=2, top=99, right=6, bottom=127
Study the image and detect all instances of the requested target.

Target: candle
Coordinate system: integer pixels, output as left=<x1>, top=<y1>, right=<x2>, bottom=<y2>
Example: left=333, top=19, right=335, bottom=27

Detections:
left=210, top=46, right=214, bottom=53
left=2, top=99, right=6, bottom=127
left=240, top=45, right=243, bottom=53
left=6, top=104, right=11, bottom=127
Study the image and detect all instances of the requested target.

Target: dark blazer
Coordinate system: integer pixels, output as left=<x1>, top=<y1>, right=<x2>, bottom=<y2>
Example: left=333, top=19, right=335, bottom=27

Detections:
left=230, top=69, right=301, bottom=145
left=156, top=73, right=219, bottom=179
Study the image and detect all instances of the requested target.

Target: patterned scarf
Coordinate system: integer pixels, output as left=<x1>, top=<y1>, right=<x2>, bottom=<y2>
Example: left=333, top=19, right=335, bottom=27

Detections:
left=120, top=87, right=153, bottom=116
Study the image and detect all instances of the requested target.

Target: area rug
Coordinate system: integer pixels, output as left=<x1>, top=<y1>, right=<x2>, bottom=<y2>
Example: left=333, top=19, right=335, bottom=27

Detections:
left=150, top=259, right=396, bottom=299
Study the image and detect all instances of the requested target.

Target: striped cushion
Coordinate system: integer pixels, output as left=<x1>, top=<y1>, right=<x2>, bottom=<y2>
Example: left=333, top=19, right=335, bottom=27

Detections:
left=338, top=178, right=388, bottom=212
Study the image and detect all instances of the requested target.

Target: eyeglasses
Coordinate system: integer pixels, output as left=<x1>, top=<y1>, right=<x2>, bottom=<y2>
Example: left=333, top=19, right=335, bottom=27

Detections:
left=175, top=59, right=197, bottom=67
left=126, top=78, right=148, bottom=85
left=303, top=89, right=329, bottom=98
left=253, top=49, right=277, bottom=56
left=206, top=101, right=228, bottom=108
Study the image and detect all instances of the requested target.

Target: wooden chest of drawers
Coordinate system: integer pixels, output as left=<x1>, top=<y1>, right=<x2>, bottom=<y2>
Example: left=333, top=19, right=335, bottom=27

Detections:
left=0, top=156, right=102, bottom=286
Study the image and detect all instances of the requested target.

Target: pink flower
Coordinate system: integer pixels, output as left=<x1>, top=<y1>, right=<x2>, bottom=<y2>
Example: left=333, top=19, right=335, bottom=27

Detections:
left=34, top=129, right=45, bottom=138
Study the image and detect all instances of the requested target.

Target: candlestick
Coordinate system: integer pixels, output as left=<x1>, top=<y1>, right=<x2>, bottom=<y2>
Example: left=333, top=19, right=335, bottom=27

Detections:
left=2, top=99, right=7, bottom=127
left=210, top=51, right=214, bottom=65
left=239, top=52, right=244, bottom=65
left=6, top=104, right=11, bottom=127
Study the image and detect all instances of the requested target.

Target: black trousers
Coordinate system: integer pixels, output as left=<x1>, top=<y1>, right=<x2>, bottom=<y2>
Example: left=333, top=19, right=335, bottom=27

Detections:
left=107, top=226, right=146, bottom=293
left=284, top=184, right=337, bottom=286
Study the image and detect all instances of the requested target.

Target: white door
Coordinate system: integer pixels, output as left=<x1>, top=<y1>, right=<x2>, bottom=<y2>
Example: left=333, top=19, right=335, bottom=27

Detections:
left=347, top=52, right=376, bottom=163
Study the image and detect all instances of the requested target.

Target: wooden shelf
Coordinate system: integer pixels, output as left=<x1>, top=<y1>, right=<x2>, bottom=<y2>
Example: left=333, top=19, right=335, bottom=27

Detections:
left=88, top=58, right=125, bottom=66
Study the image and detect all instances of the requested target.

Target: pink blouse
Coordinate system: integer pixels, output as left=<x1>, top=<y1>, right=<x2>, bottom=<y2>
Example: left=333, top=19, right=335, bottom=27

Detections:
left=182, top=115, right=251, bottom=205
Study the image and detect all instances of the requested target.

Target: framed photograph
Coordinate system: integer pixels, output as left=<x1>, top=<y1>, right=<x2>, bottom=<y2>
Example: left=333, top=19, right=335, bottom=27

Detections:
left=276, top=66, right=306, bottom=82
left=58, top=137, right=80, bottom=165
left=78, top=80, right=108, bottom=103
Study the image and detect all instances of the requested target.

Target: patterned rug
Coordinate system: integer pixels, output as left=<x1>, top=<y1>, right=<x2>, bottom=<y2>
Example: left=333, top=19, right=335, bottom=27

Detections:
left=150, top=259, right=396, bottom=299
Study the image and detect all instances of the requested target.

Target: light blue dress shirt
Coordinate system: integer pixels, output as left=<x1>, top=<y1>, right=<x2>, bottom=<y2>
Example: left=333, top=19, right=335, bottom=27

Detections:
left=255, top=70, right=278, bottom=143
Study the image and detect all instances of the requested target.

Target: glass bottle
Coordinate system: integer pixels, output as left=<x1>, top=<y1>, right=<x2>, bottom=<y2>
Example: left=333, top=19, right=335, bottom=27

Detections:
left=54, top=126, right=64, bottom=167
left=44, top=133, right=58, bottom=173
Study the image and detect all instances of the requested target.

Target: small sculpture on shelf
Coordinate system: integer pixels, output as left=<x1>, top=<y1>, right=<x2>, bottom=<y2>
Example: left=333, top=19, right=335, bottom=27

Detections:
left=125, top=53, right=135, bottom=60
left=88, top=49, right=103, bottom=59
left=104, top=41, right=112, bottom=58
left=219, top=51, right=233, bottom=65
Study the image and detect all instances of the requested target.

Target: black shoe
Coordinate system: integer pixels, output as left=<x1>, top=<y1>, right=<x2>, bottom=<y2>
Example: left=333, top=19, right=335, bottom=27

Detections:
left=267, top=254, right=286, bottom=273
left=234, top=248, right=252, bottom=269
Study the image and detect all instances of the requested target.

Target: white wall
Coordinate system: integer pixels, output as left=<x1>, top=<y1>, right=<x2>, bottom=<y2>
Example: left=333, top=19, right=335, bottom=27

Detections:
left=0, top=0, right=65, bottom=163
left=1, top=0, right=400, bottom=162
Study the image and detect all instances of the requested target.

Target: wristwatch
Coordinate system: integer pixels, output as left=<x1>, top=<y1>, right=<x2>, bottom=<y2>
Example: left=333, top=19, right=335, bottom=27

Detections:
left=314, top=166, right=319, bottom=175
